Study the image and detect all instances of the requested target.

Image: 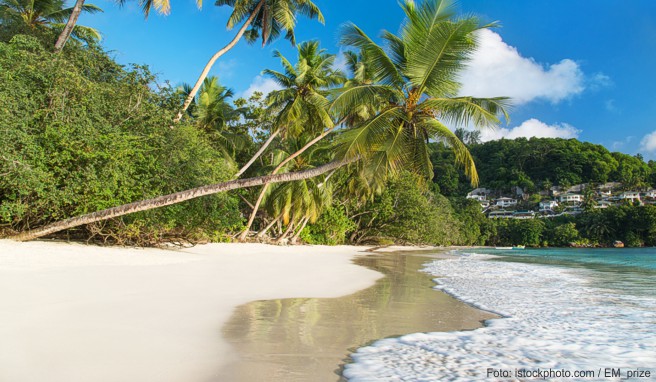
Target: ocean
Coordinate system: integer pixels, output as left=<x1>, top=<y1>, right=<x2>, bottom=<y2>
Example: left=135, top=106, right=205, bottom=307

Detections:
left=343, top=248, right=656, bottom=381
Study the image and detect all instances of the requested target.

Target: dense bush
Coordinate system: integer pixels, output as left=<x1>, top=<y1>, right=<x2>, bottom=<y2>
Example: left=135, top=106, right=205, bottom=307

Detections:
left=300, top=206, right=355, bottom=245
left=0, top=35, right=243, bottom=243
left=348, top=172, right=463, bottom=246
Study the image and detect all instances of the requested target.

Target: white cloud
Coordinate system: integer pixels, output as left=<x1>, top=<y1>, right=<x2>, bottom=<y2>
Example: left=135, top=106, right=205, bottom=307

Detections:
left=333, top=49, right=348, bottom=73
left=480, top=118, right=580, bottom=142
left=459, top=30, right=585, bottom=105
left=640, top=131, right=656, bottom=152
left=240, top=75, right=282, bottom=99
left=612, top=135, right=635, bottom=151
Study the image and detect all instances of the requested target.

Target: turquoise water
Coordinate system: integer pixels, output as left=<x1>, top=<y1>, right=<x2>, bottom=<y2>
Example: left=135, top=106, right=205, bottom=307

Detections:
left=484, top=247, right=656, bottom=270
left=345, top=248, right=656, bottom=381
left=483, top=247, right=656, bottom=298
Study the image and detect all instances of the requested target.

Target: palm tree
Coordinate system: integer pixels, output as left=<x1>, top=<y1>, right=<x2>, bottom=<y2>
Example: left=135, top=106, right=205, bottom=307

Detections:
left=173, top=0, right=324, bottom=122
left=238, top=40, right=344, bottom=240
left=332, top=0, right=510, bottom=187
left=185, top=76, right=241, bottom=133
left=263, top=139, right=333, bottom=243
left=1, top=0, right=102, bottom=44
left=9, top=0, right=511, bottom=242
left=53, top=0, right=203, bottom=52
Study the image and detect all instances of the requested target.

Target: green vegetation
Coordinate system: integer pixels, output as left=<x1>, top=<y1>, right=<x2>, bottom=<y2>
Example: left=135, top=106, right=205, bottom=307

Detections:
left=0, top=34, right=243, bottom=243
left=432, top=138, right=654, bottom=197
left=3, top=0, right=656, bottom=248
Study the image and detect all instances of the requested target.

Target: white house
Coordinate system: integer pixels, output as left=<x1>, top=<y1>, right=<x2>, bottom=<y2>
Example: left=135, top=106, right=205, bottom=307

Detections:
left=619, top=191, right=641, bottom=202
left=495, top=197, right=518, bottom=208
left=466, top=194, right=486, bottom=202
left=599, top=190, right=612, bottom=197
left=539, top=200, right=559, bottom=211
left=488, top=210, right=514, bottom=219
left=559, top=193, right=583, bottom=204
left=644, top=190, right=656, bottom=199
left=595, top=200, right=614, bottom=209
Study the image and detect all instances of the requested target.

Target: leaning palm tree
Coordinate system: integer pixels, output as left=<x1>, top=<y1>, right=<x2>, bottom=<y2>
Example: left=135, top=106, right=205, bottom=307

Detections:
left=332, top=0, right=510, bottom=187
left=263, top=140, right=333, bottom=243
left=53, top=0, right=201, bottom=52
left=173, top=0, right=324, bottom=122
left=238, top=40, right=344, bottom=240
left=9, top=0, right=510, bottom=242
left=0, top=0, right=102, bottom=44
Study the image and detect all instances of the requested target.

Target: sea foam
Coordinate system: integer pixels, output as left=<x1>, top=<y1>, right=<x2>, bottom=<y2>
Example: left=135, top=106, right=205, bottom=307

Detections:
left=343, top=252, right=656, bottom=381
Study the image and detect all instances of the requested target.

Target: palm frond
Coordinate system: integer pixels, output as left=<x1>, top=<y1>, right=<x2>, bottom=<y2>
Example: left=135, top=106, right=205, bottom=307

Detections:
left=340, top=22, right=405, bottom=87
left=420, top=118, right=478, bottom=186
left=421, top=96, right=511, bottom=128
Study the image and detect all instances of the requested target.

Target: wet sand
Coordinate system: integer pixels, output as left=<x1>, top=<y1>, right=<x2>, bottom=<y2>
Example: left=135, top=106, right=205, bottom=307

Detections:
left=218, top=251, right=497, bottom=381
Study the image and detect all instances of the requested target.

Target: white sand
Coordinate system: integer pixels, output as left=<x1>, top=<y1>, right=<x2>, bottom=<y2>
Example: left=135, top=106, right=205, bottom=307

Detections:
left=0, top=240, right=381, bottom=382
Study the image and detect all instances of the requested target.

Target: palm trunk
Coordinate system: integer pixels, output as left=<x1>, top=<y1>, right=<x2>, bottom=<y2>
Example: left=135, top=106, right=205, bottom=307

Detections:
left=275, top=222, right=296, bottom=245
left=238, top=126, right=336, bottom=241
left=234, top=129, right=280, bottom=178
left=9, top=157, right=357, bottom=242
left=257, top=213, right=281, bottom=238
left=290, top=216, right=309, bottom=244
left=53, top=0, right=85, bottom=53
left=173, top=0, right=264, bottom=123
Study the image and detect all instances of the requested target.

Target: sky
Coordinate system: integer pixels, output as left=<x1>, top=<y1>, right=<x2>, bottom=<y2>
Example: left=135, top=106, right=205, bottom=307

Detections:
left=78, top=0, right=656, bottom=158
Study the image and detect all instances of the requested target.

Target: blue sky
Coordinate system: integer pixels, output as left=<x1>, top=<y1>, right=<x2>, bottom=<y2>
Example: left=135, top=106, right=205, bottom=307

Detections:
left=79, top=0, right=656, bottom=157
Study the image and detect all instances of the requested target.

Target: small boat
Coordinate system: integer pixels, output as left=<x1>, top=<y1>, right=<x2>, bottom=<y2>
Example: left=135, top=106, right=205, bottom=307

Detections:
left=512, top=245, right=525, bottom=249
left=495, top=247, right=513, bottom=250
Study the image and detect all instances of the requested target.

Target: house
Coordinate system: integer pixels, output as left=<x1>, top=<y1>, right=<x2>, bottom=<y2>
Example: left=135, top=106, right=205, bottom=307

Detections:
left=495, top=197, right=518, bottom=208
left=559, top=193, right=583, bottom=204
left=644, top=190, right=656, bottom=199
left=539, top=200, right=559, bottom=211
left=466, top=194, right=486, bottom=202
left=598, top=189, right=612, bottom=197
left=619, top=191, right=641, bottom=202
left=513, top=210, right=535, bottom=219
left=594, top=200, right=614, bottom=209
left=488, top=210, right=514, bottom=219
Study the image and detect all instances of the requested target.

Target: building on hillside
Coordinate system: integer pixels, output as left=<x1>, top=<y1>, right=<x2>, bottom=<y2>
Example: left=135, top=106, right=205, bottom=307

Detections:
left=598, top=189, right=612, bottom=197
left=643, top=190, right=656, bottom=199
left=466, top=194, right=486, bottom=202
left=488, top=210, right=514, bottom=219
left=619, top=191, right=641, bottom=203
left=595, top=200, right=614, bottom=209
left=495, top=197, right=518, bottom=208
left=559, top=193, right=583, bottom=204
left=539, top=200, right=559, bottom=211
left=513, top=210, right=535, bottom=219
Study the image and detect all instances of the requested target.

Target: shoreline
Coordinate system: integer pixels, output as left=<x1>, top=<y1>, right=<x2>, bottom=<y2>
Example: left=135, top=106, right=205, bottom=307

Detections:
left=0, top=240, right=382, bottom=382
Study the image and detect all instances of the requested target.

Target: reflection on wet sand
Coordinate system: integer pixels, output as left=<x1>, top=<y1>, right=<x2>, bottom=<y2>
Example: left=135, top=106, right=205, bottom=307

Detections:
left=218, top=252, right=497, bottom=381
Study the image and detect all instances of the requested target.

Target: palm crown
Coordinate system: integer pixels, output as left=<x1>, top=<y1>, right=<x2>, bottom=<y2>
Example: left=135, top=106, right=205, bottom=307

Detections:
left=0, top=0, right=102, bottom=42
left=333, top=0, right=510, bottom=186
left=264, top=40, right=345, bottom=138
left=216, top=0, right=324, bottom=46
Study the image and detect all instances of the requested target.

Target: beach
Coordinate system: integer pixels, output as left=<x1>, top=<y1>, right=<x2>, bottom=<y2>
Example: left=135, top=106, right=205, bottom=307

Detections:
left=0, top=240, right=382, bottom=382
